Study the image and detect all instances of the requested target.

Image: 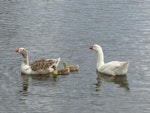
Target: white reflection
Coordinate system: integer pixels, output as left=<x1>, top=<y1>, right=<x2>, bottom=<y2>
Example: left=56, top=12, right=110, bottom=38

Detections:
left=96, top=71, right=130, bottom=91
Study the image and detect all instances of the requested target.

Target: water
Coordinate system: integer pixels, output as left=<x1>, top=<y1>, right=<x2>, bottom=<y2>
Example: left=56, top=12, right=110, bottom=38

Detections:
left=0, top=0, right=150, bottom=113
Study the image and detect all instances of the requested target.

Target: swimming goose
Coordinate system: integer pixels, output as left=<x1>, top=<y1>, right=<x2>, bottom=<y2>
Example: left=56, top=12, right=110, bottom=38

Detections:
left=89, top=44, right=129, bottom=76
left=61, top=61, right=79, bottom=72
left=15, top=48, right=60, bottom=75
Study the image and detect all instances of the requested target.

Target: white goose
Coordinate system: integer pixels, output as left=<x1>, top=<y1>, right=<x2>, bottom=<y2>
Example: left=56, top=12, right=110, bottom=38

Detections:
left=89, top=44, right=129, bottom=76
left=15, top=48, right=60, bottom=75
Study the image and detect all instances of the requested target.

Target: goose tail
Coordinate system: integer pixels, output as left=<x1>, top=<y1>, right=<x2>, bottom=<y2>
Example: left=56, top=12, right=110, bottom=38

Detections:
left=55, top=57, right=61, bottom=67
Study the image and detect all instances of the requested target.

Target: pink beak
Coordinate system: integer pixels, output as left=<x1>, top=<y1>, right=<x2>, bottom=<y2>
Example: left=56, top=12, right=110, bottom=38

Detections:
left=89, top=46, right=93, bottom=50
left=15, top=49, right=19, bottom=52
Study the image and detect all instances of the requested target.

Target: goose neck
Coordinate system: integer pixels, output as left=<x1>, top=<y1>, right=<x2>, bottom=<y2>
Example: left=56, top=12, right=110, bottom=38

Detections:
left=22, top=55, right=29, bottom=66
left=96, top=47, right=104, bottom=69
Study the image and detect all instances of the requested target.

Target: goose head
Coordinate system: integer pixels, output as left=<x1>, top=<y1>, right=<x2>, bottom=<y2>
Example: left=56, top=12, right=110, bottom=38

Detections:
left=61, top=61, right=67, bottom=68
left=89, top=44, right=101, bottom=51
left=15, top=48, right=28, bottom=58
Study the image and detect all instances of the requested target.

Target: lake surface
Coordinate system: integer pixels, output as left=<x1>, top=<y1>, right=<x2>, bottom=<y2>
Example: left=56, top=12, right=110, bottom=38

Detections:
left=1, top=0, right=150, bottom=113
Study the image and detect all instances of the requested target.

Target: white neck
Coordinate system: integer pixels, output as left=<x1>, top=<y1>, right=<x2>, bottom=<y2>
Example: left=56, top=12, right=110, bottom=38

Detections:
left=21, top=55, right=32, bottom=74
left=96, top=46, right=104, bottom=70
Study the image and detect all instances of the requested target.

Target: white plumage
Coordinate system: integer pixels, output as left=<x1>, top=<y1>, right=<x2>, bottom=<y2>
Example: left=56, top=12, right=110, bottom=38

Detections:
left=89, top=44, right=129, bottom=76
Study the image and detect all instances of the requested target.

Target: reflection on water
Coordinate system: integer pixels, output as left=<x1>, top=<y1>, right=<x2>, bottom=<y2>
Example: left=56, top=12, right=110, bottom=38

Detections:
left=30, top=74, right=51, bottom=80
left=21, top=74, right=30, bottom=92
left=21, top=73, right=59, bottom=92
left=20, top=74, right=30, bottom=99
left=31, top=74, right=59, bottom=82
left=96, top=71, right=130, bottom=91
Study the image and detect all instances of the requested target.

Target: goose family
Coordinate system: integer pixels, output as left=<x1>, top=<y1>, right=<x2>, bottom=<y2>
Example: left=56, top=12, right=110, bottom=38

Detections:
left=15, top=48, right=60, bottom=75
left=16, top=44, right=129, bottom=76
left=89, top=44, right=129, bottom=76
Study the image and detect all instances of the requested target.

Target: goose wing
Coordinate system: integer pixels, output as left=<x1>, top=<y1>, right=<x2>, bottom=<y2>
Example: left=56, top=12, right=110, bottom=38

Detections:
left=100, top=61, right=128, bottom=72
left=30, top=59, right=57, bottom=71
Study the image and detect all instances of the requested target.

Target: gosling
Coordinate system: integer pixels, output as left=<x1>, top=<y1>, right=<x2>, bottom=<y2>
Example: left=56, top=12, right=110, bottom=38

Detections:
left=61, top=61, right=79, bottom=72
left=52, top=65, right=70, bottom=75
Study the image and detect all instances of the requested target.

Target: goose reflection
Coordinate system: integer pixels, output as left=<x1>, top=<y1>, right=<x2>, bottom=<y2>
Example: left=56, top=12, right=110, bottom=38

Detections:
left=30, top=73, right=59, bottom=82
left=96, top=71, right=130, bottom=91
left=21, top=74, right=30, bottom=92
left=30, top=74, right=51, bottom=80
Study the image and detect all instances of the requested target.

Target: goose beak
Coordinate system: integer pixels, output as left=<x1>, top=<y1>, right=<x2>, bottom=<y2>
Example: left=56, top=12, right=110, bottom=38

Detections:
left=15, top=49, right=19, bottom=52
left=89, top=46, right=93, bottom=50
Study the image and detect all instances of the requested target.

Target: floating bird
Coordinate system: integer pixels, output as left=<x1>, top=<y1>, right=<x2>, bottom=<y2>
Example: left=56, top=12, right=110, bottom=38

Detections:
left=15, top=48, right=60, bottom=75
left=61, top=61, right=79, bottom=72
left=89, top=44, right=129, bottom=76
